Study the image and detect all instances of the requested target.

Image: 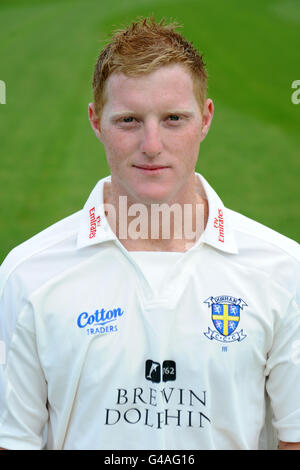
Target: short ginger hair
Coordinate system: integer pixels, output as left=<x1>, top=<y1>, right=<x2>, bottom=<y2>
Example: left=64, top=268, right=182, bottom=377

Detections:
left=92, top=16, right=208, bottom=119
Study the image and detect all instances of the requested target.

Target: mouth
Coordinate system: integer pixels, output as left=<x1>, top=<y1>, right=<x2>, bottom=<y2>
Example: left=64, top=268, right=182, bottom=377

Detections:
left=132, top=164, right=170, bottom=173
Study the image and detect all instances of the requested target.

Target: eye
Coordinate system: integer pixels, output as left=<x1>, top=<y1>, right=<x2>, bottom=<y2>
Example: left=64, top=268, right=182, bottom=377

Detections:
left=168, top=115, right=180, bottom=121
left=123, top=117, right=135, bottom=123
left=166, top=114, right=184, bottom=126
left=116, top=116, right=139, bottom=129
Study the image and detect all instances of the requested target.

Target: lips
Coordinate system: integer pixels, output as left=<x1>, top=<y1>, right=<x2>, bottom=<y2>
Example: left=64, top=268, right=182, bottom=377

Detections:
left=133, top=164, right=169, bottom=171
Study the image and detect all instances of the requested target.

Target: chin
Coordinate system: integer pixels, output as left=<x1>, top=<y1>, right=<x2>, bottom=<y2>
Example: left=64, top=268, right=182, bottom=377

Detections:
left=123, top=178, right=181, bottom=205
left=134, top=191, right=175, bottom=205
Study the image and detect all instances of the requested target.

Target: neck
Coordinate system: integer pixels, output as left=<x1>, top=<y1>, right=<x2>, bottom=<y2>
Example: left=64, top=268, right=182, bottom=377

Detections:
left=103, top=176, right=209, bottom=252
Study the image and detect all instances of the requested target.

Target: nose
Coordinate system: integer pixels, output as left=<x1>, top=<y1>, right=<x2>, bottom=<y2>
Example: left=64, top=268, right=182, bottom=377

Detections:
left=140, top=121, right=163, bottom=157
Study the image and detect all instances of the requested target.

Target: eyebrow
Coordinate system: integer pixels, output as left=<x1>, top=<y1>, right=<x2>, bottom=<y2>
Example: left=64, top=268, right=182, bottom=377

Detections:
left=110, top=111, right=136, bottom=121
left=110, top=110, right=195, bottom=121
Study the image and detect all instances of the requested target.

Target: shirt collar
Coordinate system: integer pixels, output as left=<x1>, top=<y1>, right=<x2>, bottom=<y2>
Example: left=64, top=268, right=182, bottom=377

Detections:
left=77, top=173, right=238, bottom=254
left=195, top=173, right=238, bottom=254
left=77, top=175, right=117, bottom=249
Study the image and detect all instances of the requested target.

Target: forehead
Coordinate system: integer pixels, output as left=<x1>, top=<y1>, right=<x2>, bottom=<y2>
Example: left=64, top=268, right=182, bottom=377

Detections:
left=103, top=64, right=197, bottom=111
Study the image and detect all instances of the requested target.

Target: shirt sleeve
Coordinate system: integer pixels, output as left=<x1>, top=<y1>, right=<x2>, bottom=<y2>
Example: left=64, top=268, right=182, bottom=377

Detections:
left=265, top=293, right=300, bottom=443
left=0, top=267, right=48, bottom=450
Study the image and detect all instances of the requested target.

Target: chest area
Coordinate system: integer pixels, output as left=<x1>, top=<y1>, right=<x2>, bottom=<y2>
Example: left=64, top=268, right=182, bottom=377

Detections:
left=32, top=255, right=275, bottom=368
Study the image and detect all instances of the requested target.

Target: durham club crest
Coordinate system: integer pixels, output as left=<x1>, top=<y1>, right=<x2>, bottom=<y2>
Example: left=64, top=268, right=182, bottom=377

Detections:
left=203, top=295, right=247, bottom=343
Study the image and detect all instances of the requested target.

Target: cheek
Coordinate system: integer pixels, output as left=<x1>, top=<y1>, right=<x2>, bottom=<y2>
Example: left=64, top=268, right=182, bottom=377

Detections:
left=170, top=126, right=201, bottom=161
left=170, top=121, right=201, bottom=147
left=102, top=129, right=136, bottom=166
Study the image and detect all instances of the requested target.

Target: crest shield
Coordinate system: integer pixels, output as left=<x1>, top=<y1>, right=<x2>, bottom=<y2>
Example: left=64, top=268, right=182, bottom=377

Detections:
left=211, top=302, right=240, bottom=337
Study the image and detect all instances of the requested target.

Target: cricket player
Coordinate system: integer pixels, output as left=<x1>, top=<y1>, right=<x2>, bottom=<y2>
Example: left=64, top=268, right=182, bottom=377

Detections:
left=0, top=17, right=300, bottom=450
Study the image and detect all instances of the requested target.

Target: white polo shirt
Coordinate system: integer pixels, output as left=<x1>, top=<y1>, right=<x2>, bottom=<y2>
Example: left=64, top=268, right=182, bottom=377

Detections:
left=0, top=173, right=300, bottom=450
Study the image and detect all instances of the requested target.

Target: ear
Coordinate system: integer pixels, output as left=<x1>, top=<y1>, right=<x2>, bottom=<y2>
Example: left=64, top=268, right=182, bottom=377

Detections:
left=200, top=99, right=214, bottom=142
left=88, top=102, right=103, bottom=142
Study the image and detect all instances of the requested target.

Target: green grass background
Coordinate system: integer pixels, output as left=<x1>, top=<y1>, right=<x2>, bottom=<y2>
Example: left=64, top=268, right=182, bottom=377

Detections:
left=0, top=0, right=299, bottom=263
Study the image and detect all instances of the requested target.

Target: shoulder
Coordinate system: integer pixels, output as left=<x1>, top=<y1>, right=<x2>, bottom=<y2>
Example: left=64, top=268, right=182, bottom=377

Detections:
left=226, top=207, right=300, bottom=298
left=0, top=210, right=82, bottom=299
left=227, top=208, right=300, bottom=261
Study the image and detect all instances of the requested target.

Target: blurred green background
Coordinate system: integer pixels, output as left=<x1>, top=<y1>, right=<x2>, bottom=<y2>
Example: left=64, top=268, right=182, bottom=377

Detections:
left=0, top=0, right=299, bottom=263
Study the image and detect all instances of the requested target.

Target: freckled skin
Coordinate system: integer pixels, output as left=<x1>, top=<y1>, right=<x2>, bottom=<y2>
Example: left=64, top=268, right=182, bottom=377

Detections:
left=89, top=64, right=214, bottom=207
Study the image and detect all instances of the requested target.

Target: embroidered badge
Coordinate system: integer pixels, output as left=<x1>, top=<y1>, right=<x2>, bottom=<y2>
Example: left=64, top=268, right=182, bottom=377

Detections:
left=203, top=295, right=247, bottom=343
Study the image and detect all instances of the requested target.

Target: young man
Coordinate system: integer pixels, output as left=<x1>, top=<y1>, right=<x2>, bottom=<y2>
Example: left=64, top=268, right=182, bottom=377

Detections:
left=0, top=17, right=300, bottom=450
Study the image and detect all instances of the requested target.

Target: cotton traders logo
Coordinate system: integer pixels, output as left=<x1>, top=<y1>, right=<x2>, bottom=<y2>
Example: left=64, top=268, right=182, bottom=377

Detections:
left=203, top=295, right=247, bottom=343
left=77, top=306, right=125, bottom=336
